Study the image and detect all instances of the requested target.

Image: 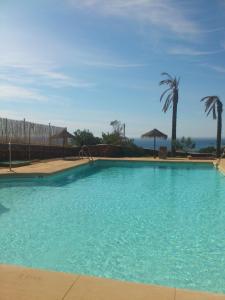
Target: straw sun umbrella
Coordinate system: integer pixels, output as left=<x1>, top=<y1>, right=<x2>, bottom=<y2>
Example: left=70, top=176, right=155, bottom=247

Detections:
left=51, top=129, right=74, bottom=146
left=141, top=128, right=167, bottom=158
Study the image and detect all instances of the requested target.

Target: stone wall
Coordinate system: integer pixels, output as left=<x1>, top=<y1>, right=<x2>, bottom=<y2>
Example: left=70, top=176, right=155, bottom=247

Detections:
left=0, top=143, right=154, bottom=162
left=0, top=144, right=79, bottom=161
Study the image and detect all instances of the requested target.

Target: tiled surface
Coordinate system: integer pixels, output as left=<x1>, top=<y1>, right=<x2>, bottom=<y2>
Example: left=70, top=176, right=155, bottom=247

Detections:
left=64, top=275, right=175, bottom=300
left=0, top=264, right=78, bottom=300
left=0, top=264, right=225, bottom=300
left=218, top=158, right=225, bottom=174
left=176, top=289, right=225, bottom=300
left=0, top=158, right=90, bottom=176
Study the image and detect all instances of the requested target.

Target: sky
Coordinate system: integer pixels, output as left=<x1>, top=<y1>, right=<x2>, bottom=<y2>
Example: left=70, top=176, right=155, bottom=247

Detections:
left=1, top=0, right=225, bottom=138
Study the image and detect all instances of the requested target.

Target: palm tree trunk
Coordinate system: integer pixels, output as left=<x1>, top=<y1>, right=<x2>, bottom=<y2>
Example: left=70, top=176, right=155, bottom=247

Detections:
left=216, top=102, right=223, bottom=158
left=171, top=90, right=178, bottom=156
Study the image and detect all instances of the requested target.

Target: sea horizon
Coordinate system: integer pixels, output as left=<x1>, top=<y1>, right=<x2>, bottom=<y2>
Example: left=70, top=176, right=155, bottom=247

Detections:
left=133, top=137, right=225, bottom=151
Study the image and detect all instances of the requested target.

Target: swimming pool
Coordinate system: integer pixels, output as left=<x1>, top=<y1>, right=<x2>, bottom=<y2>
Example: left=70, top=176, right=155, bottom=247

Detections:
left=0, top=160, right=225, bottom=293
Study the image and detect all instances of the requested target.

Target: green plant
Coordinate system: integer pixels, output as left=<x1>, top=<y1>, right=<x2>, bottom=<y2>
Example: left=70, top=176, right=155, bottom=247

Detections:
left=73, top=129, right=101, bottom=146
left=175, top=137, right=195, bottom=154
left=102, top=120, right=130, bottom=146
left=199, top=146, right=216, bottom=154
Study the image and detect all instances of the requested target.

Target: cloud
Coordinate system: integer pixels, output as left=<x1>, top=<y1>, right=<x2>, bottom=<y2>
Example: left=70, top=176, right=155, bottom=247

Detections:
left=67, top=0, right=200, bottom=35
left=202, top=63, right=225, bottom=74
left=81, top=61, right=148, bottom=68
left=0, top=84, right=47, bottom=102
left=168, top=46, right=224, bottom=56
left=0, top=62, right=94, bottom=89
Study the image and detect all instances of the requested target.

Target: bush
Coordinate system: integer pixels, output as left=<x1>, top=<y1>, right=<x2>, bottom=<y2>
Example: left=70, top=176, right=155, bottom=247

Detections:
left=199, top=146, right=216, bottom=154
left=73, top=129, right=102, bottom=146
left=122, top=145, right=145, bottom=157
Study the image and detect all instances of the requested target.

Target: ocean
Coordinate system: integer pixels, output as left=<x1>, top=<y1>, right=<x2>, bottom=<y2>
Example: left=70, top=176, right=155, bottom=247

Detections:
left=134, top=137, right=225, bottom=151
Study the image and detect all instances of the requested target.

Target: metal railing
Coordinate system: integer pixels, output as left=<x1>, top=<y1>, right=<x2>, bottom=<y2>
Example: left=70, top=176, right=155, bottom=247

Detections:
left=79, top=145, right=94, bottom=162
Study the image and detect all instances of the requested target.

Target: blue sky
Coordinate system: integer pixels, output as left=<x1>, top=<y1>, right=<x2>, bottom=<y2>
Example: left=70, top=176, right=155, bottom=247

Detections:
left=1, top=0, right=225, bottom=137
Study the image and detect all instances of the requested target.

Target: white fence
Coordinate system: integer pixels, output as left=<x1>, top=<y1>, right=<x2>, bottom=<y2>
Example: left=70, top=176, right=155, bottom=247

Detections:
left=0, top=117, right=67, bottom=146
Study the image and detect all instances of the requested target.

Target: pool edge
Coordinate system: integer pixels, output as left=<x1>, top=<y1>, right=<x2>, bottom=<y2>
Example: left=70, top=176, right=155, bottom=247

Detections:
left=0, top=157, right=215, bottom=178
left=0, top=264, right=224, bottom=300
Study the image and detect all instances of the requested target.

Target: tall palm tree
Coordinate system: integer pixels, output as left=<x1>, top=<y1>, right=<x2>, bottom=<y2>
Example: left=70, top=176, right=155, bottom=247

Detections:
left=201, top=96, right=223, bottom=157
left=159, top=72, right=180, bottom=156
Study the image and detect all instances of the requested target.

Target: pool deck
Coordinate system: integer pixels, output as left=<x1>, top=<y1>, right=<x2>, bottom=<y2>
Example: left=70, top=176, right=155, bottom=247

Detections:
left=0, top=156, right=218, bottom=177
left=218, top=158, right=225, bottom=174
left=1, top=264, right=225, bottom=300
left=0, top=157, right=225, bottom=299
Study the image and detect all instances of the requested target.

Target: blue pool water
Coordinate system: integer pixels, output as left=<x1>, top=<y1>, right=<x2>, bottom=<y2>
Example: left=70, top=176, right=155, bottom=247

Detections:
left=0, top=161, right=225, bottom=293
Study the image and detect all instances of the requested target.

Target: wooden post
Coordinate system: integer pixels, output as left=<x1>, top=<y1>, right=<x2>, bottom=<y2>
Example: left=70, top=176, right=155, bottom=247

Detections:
left=49, top=123, right=51, bottom=146
left=154, top=136, right=156, bottom=158
left=23, top=118, right=26, bottom=144
left=9, top=141, right=12, bottom=171
left=28, top=123, right=31, bottom=161
left=5, top=118, right=8, bottom=143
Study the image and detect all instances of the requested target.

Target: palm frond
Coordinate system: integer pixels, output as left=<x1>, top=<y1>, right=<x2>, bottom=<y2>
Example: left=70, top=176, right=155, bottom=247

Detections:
left=159, top=72, right=179, bottom=113
left=200, top=96, right=210, bottom=102
left=159, top=79, right=173, bottom=86
left=206, top=104, right=216, bottom=117
left=160, top=87, right=171, bottom=102
left=162, top=92, right=173, bottom=112
left=205, top=99, right=215, bottom=112
left=161, top=72, right=173, bottom=80
left=201, top=95, right=220, bottom=119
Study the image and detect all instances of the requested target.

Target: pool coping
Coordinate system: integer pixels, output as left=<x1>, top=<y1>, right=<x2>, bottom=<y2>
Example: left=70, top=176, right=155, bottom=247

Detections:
left=0, top=264, right=225, bottom=300
left=0, top=157, right=216, bottom=178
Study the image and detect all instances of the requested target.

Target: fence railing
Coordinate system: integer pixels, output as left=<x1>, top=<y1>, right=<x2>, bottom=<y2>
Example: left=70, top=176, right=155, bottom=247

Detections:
left=0, top=117, right=67, bottom=146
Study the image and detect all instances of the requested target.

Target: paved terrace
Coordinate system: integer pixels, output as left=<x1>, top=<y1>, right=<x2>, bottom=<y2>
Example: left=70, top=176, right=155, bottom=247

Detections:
left=1, top=264, right=225, bottom=300
left=0, top=157, right=224, bottom=299
left=0, top=157, right=217, bottom=176
left=218, top=158, right=225, bottom=174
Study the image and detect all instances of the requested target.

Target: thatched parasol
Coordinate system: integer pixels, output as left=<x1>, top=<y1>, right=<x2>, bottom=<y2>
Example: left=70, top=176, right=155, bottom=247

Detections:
left=141, top=128, right=167, bottom=157
left=51, top=129, right=74, bottom=146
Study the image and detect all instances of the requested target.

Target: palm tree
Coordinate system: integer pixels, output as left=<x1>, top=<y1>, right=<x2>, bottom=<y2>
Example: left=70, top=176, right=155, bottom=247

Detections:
left=159, top=72, right=180, bottom=156
left=201, top=96, right=223, bottom=157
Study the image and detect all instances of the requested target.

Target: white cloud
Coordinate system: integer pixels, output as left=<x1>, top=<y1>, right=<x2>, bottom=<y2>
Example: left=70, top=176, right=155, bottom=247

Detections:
left=67, top=0, right=200, bottom=35
left=202, top=64, right=225, bottom=74
left=168, top=46, right=224, bottom=56
left=0, top=84, right=47, bottom=102
left=81, top=61, right=147, bottom=68
left=0, top=62, right=94, bottom=89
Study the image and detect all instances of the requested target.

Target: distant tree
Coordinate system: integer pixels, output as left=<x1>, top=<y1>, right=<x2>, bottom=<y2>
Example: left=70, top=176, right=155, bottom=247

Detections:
left=175, top=137, right=195, bottom=154
left=102, top=120, right=133, bottom=146
left=102, top=132, right=121, bottom=145
left=201, top=96, right=223, bottom=157
left=110, top=120, right=125, bottom=136
left=73, top=129, right=101, bottom=146
left=159, top=72, right=180, bottom=157
left=199, top=146, right=216, bottom=154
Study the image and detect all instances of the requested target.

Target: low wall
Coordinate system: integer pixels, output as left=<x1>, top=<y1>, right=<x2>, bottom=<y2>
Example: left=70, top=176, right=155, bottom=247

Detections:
left=0, top=143, right=216, bottom=162
left=0, top=143, right=154, bottom=161
left=0, top=144, right=79, bottom=161
left=88, top=144, right=154, bottom=157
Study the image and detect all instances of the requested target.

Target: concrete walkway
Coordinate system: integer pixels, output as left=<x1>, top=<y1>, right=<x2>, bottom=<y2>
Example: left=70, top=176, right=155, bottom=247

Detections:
left=0, top=158, right=90, bottom=176
left=0, top=157, right=215, bottom=177
left=0, top=264, right=225, bottom=300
